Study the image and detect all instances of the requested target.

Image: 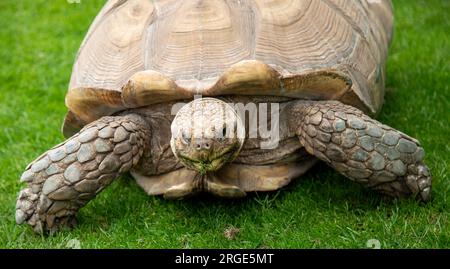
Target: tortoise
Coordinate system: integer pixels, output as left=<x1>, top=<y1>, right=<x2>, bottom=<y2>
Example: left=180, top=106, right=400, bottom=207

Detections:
left=16, top=0, right=431, bottom=234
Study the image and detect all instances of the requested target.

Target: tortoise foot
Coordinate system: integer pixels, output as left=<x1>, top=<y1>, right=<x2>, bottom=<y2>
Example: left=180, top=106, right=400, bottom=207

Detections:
left=373, top=162, right=432, bottom=201
left=16, top=186, right=80, bottom=234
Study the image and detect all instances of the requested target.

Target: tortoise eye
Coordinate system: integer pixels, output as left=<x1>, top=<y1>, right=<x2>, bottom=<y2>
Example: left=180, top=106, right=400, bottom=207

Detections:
left=181, top=131, right=191, bottom=145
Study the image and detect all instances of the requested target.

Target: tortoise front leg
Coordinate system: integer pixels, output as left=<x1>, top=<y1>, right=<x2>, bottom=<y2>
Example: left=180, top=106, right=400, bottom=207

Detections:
left=288, top=100, right=431, bottom=201
left=15, top=114, right=150, bottom=233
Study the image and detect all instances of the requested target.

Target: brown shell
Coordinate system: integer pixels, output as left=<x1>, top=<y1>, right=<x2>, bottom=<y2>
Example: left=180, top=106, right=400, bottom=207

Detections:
left=64, top=0, right=393, bottom=137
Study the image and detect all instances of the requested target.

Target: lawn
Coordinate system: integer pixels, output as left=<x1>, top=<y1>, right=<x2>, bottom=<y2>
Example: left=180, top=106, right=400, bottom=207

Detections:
left=0, top=0, right=448, bottom=248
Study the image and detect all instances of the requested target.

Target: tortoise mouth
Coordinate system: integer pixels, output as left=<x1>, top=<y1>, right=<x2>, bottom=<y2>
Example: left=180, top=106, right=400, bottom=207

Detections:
left=177, top=143, right=240, bottom=174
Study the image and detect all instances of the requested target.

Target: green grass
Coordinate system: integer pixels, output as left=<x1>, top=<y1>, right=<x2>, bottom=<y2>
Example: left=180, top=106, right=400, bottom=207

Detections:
left=0, top=0, right=449, bottom=249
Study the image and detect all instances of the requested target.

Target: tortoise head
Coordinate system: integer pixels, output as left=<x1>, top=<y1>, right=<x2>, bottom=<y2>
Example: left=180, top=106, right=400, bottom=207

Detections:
left=170, top=98, right=245, bottom=174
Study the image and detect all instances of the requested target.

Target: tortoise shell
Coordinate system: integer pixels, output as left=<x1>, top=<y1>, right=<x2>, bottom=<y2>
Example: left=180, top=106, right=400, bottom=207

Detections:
left=64, top=0, right=393, bottom=137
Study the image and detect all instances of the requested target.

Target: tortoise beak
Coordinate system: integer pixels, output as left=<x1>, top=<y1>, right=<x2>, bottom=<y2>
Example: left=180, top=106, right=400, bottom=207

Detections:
left=178, top=147, right=236, bottom=174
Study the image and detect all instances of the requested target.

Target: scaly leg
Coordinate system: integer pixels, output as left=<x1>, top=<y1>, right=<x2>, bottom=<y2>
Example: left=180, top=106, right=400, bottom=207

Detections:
left=15, top=114, right=150, bottom=233
left=289, top=100, right=431, bottom=201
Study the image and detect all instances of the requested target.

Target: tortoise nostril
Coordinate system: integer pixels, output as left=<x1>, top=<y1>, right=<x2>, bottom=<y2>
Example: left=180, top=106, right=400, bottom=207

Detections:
left=195, top=142, right=210, bottom=150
